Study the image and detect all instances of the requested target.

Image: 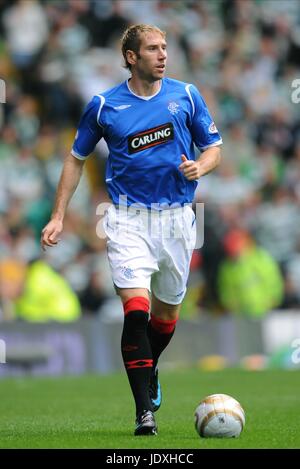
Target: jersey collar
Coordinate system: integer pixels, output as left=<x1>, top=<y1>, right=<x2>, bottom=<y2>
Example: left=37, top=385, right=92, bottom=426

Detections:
left=126, top=79, right=163, bottom=100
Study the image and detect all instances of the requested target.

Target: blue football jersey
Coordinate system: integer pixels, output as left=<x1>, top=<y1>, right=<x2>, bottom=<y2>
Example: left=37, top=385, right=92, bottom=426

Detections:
left=72, top=78, right=222, bottom=208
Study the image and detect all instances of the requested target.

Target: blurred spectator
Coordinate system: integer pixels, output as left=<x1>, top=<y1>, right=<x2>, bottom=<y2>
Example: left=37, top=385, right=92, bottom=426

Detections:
left=250, top=187, right=300, bottom=266
left=79, top=270, right=108, bottom=315
left=2, top=0, right=49, bottom=95
left=0, top=258, right=26, bottom=320
left=0, top=258, right=81, bottom=322
left=3, top=0, right=48, bottom=69
left=217, top=229, right=284, bottom=317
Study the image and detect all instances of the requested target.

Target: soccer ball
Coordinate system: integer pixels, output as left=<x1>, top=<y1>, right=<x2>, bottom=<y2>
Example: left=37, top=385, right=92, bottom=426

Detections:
left=194, top=393, right=245, bottom=438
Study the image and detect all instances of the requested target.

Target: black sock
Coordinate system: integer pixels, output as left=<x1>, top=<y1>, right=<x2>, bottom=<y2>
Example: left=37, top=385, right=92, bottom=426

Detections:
left=147, top=316, right=177, bottom=370
left=121, top=310, right=153, bottom=415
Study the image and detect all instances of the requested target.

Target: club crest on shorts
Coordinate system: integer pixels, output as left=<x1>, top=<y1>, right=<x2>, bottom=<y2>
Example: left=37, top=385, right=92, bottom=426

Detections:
left=121, top=265, right=135, bottom=279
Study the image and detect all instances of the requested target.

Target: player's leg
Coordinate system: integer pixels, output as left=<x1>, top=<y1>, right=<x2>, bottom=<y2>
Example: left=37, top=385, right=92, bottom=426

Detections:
left=148, top=294, right=180, bottom=369
left=147, top=295, right=181, bottom=412
left=148, top=205, right=196, bottom=411
left=116, top=286, right=157, bottom=435
left=103, top=205, right=158, bottom=434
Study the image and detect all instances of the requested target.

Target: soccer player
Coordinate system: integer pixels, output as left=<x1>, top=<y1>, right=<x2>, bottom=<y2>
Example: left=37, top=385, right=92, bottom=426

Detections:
left=41, top=24, right=222, bottom=436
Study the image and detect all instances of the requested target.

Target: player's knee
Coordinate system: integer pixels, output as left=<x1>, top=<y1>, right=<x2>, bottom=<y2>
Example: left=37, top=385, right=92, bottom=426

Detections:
left=150, top=313, right=178, bottom=334
left=117, top=287, right=149, bottom=303
left=151, top=305, right=180, bottom=322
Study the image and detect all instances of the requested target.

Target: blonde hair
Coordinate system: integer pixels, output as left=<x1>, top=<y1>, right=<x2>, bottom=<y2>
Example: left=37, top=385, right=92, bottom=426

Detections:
left=121, top=24, right=166, bottom=70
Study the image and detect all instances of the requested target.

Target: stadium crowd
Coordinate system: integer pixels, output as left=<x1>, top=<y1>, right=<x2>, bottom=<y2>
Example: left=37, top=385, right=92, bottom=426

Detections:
left=0, top=0, right=300, bottom=321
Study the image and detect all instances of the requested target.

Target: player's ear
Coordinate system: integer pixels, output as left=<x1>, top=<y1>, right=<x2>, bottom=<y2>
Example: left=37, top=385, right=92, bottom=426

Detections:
left=126, top=50, right=138, bottom=67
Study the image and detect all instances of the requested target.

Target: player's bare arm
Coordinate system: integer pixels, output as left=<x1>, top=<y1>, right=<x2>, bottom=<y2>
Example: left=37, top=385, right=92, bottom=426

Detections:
left=41, top=153, right=85, bottom=251
left=179, top=146, right=221, bottom=181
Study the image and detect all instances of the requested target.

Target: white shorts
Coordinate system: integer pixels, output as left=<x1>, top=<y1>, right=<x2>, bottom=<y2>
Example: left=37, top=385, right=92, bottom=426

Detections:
left=103, top=204, right=196, bottom=305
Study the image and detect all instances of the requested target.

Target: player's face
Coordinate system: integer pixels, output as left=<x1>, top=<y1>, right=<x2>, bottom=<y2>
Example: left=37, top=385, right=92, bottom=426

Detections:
left=135, top=32, right=167, bottom=81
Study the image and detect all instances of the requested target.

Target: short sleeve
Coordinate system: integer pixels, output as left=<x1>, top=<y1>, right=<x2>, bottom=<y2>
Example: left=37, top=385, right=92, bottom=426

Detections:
left=71, top=96, right=104, bottom=160
left=188, top=85, right=222, bottom=151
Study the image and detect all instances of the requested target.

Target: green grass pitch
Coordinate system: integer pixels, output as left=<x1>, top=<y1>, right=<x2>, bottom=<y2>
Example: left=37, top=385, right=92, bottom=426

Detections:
left=0, top=368, right=299, bottom=448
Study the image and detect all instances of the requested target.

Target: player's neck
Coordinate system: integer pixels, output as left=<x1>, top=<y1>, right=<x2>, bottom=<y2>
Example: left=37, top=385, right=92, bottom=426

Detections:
left=128, top=77, right=161, bottom=97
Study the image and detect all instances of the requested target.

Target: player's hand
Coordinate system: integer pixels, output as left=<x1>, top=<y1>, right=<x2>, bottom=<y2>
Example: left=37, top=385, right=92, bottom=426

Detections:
left=178, top=154, right=201, bottom=181
left=40, top=219, right=63, bottom=251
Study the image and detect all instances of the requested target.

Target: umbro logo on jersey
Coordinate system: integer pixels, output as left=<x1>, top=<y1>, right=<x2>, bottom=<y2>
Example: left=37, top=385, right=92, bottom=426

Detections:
left=128, top=122, right=174, bottom=154
left=114, top=104, right=132, bottom=110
